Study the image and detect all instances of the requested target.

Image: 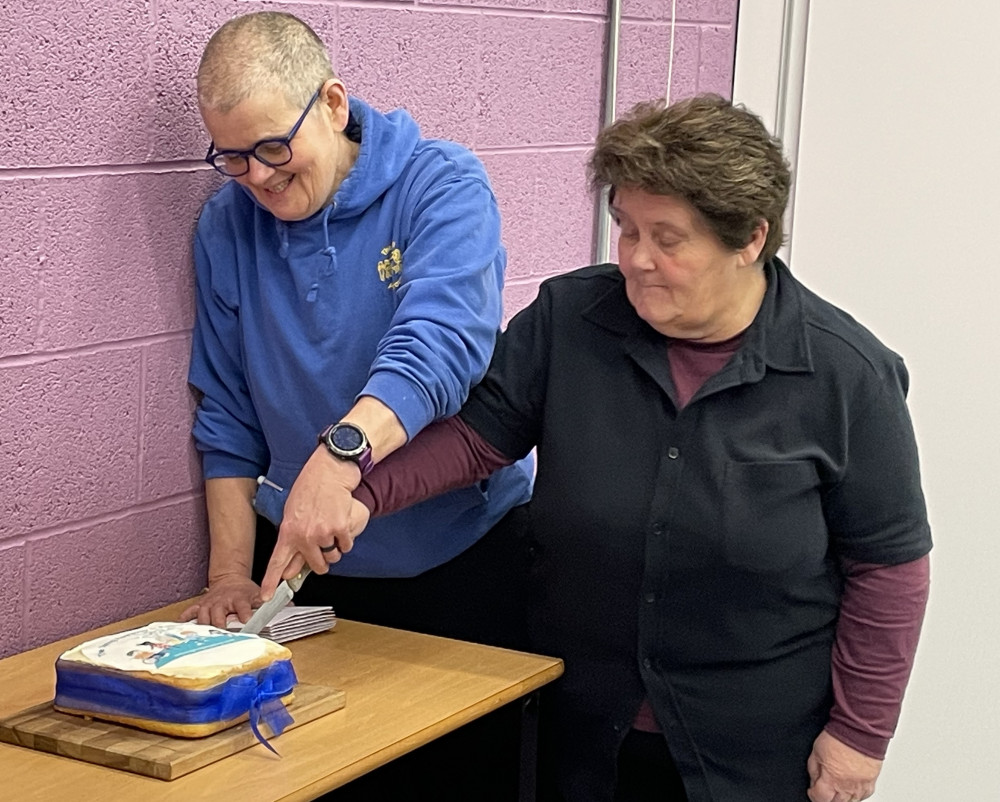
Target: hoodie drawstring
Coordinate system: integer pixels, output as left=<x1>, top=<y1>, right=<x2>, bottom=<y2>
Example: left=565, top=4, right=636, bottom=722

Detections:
left=275, top=220, right=290, bottom=259
left=273, top=204, right=336, bottom=303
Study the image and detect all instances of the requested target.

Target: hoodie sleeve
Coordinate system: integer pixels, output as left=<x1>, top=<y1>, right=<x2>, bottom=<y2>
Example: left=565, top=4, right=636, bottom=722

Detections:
left=359, top=148, right=506, bottom=440
left=188, top=218, right=269, bottom=479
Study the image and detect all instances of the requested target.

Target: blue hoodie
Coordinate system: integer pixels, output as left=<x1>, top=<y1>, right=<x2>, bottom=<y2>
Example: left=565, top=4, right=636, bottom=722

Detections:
left=189, top=97, right=533, bottom=577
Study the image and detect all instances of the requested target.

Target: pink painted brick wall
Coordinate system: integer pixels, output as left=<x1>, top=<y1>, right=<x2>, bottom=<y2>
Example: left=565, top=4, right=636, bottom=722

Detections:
left=0, top=0, right=737, bottom=658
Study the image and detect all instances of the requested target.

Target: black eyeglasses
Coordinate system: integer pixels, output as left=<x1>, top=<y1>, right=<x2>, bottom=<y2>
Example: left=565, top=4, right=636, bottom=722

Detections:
left=204, top=85, right=324, bottom=177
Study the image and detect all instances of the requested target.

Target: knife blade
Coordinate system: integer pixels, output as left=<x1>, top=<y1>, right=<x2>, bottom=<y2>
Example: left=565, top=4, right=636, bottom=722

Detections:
left=241, top=567, right=312, bottom=636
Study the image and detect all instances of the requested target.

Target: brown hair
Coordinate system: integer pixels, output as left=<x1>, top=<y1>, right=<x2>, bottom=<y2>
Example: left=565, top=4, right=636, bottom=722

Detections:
left=589, top=94, right=791, bottom=263
left=197, top=12, right=336, bottom=112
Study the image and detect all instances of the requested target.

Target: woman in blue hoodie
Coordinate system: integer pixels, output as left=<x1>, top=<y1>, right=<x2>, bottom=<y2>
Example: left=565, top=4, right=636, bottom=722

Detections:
left=181, top=11, right=533, bottom=798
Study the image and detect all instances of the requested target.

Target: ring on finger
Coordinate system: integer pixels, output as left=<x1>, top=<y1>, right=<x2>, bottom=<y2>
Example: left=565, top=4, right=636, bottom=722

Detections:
left=319, top=543, right=339, bottom=553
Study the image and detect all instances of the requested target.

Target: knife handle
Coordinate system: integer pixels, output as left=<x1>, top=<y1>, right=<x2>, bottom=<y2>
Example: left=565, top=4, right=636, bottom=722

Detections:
left=287, top=567, right=312, bottom=593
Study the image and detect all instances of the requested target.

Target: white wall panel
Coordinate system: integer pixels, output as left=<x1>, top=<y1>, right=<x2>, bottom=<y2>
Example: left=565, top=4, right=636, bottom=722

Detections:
left=736, top=2, right=1000, bottom=798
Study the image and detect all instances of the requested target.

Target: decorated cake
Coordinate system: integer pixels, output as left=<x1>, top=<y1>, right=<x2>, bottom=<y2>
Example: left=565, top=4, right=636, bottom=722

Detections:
left=54, top=622, right=297, bottom=742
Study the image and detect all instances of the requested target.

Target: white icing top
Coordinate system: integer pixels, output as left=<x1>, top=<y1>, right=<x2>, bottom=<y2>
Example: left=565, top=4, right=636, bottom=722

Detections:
left=58, top=622, right=287, bottom=679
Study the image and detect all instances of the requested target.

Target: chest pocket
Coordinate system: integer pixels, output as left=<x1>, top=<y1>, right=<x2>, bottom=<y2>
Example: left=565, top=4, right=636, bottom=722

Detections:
left=722, top=460, right=826, bottom=573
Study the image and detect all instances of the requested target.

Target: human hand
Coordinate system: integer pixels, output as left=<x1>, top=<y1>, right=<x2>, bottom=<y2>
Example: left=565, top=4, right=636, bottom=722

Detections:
left=179, top=574, right=262, bottom=629
left=807, top=729, right=883, bottom=802
left=260, top=446, right=371, bottom=599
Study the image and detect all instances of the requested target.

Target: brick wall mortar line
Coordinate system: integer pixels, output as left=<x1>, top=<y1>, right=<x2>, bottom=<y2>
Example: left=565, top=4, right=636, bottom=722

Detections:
left=0, top=331, right=192, bottom=369
left=9, top=490, right=204, bottom=544
left=0, top=162, right=210, bottom=180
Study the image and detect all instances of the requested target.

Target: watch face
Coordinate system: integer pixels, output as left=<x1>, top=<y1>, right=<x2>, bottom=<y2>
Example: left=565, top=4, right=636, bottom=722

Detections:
left=331, top=424, right=365, bottom=453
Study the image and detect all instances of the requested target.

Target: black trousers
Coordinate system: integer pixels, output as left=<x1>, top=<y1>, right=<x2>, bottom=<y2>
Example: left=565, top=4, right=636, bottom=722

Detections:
left=613, top=729, right=689, bottom=802
left=253, top=505, right=533, bottom=801
left=535, top=726, right=689, bottom=802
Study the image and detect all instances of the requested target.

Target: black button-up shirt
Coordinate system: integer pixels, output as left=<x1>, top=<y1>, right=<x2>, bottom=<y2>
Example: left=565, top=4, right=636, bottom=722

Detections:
left=461, top=259, right=931, bottom=801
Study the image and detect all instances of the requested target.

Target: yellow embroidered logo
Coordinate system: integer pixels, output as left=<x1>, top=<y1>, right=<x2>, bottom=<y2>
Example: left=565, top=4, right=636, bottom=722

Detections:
left=377, top=242, right=402, bottom=289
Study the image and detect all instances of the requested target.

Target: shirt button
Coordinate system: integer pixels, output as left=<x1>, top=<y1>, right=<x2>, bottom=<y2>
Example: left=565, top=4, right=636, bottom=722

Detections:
left=643, top=658, right=652, bottom=669
left=667, top=447, right=679, bottom=459
left=644, top=592, right=656, bottom=603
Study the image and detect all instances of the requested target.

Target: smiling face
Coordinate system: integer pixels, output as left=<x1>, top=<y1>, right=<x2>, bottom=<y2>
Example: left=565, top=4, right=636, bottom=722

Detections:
left=200, top=81, right=356, bottom=221
left=612, top=187, right=768, bottom=341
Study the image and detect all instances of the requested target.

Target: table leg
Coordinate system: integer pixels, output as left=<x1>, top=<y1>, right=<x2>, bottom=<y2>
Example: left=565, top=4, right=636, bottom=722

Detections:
left=518, top=690, right=540, bottom=802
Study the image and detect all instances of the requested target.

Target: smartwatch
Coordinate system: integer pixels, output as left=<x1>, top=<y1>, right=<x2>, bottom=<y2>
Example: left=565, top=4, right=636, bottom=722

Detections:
left=318, top=422, right=374, bottom=475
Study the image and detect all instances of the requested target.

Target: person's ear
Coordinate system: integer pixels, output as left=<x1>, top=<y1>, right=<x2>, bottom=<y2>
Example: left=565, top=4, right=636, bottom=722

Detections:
left=319, top=78, right=350, bottom=132
left=739, top=220, right=769, bottom=266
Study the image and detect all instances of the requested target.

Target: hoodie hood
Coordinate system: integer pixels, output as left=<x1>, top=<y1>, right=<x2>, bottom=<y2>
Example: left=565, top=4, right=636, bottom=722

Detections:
left=332, top=97, right=421, bottom=216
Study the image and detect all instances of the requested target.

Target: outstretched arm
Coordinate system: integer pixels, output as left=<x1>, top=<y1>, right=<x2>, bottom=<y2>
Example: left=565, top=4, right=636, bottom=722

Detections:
left=260, top=396, right=406, bottom=598
left=259, top=414, right=514, bottom=597
left=354, top=415, right=515, bottom=517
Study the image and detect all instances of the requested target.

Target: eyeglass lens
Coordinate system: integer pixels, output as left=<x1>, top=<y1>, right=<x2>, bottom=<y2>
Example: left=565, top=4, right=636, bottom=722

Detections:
left=211, top=140, right=293, bottom=176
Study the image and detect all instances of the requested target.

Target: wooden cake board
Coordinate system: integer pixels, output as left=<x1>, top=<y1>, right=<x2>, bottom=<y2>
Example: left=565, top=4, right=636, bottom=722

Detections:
left=0, top=683, right=345, bottom=780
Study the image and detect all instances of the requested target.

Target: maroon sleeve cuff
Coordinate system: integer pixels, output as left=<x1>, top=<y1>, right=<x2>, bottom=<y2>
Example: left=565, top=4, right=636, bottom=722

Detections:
left=351, top=416, right=514, bottom=518
left=823, top=720, right=891, bottom=761
left=826, top=554, right=930, bottom=759
left=352, top=480, right=377, bottom=514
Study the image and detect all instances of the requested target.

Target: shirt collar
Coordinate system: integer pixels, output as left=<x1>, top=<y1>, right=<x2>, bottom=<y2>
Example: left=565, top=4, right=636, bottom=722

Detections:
left=581, top=258, right=814, bottom=376
left=743, top=257, right=813, bottom=374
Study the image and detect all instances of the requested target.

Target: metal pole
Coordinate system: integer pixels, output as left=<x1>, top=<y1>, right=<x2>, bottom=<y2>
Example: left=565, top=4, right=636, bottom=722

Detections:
left=774, top=0, right=810, bottom=264
left=593, top=0, right=622, bottom=264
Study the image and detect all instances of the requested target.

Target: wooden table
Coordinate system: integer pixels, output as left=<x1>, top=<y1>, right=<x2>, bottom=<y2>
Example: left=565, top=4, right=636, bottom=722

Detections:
left=0, top=599, right=563, bottom=801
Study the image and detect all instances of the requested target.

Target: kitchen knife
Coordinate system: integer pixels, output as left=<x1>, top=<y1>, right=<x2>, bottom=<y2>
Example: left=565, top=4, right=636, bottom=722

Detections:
left=241, top=567, right=312, bottom=635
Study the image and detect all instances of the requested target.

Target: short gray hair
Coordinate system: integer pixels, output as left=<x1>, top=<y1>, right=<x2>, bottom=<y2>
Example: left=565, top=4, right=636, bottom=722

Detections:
left=197, top=12, right=336, bottom=112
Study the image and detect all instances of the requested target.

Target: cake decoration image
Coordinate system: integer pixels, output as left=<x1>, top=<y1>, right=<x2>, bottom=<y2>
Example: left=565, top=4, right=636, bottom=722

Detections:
left=91, top=623, right=258, bottom=670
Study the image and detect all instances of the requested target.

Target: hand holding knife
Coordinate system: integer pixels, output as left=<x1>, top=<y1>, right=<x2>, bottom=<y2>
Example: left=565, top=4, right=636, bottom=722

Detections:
left=241, top=567, right=312, bottom=635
